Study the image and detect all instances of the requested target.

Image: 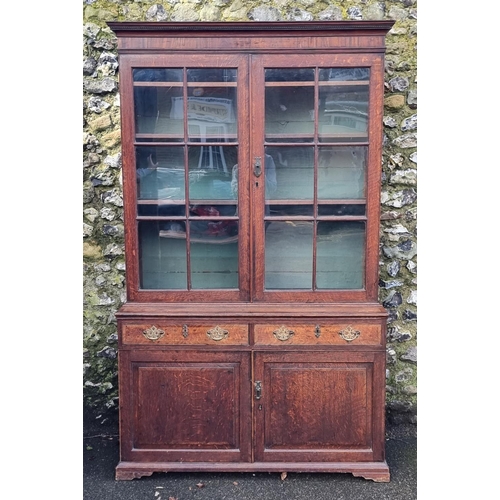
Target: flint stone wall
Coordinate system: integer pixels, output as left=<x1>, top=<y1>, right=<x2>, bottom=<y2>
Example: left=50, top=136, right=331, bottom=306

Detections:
left=83, top=0, right=417, bottom=426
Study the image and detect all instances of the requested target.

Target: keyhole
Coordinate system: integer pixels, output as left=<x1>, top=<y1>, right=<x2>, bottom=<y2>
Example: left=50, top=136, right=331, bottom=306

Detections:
left=255, top=181, right=259, bottom=187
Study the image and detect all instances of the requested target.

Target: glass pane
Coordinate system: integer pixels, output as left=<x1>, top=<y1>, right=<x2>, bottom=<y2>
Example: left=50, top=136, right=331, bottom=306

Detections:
left=318, top=204, right=365, bottom=216
left=185, top=68, right=237, bottom=142
left=319, top=85, right=368, bottom=142
left=139, top=221, right=187, bottom=289
left=134, top=86, right=184, bottom=137
left=265, top=221, right=313, bottom=289
left=133, top=68, right=183, bottom=82
left=318, top=68, right=369, bottom=82
left=316, top=221, right=365, bottom=289
left=136, top=146, right=185, bottom=202
left=265, top=86, right=314, bottom=141
left=264, top=147, right=313, bottom=200
left=265, top=68, right=314, bottom=82
left=190, top=221, right=239, bottom=289
left=267, top=204, right=314, bottom=217
left=318, top=146, right=366, bottom=199
left=185, top=88, right=237, bottom=142
left=190, top=207, right=238, bottom=225
left=188, top=146, right=238, bottom=201
left=187, top=68, right=237, bottom=82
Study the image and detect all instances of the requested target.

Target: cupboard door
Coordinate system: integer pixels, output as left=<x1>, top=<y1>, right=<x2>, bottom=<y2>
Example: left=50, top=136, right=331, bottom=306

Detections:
left=119, top=350, right=251, bottom=463
left=254, top=351, right=386, bottom=463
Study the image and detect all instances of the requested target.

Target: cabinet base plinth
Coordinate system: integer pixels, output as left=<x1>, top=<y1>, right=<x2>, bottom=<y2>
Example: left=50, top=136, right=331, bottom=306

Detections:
left=115, top=461, right=390, bottom=482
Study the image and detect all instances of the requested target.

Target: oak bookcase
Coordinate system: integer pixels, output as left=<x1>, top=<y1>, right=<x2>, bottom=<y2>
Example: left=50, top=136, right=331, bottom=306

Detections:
left=108, top=21, right=394, bottom=482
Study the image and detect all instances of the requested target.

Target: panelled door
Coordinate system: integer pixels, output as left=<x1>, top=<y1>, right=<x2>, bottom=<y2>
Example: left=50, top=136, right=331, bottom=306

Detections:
left=253, top=351, right=386, bottom=463
left=120, top=350, right=252, bottom=463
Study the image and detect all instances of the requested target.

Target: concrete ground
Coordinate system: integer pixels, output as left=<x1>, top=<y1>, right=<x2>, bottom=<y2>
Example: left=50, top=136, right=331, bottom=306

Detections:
left=83, top=415, right=416, bottom=500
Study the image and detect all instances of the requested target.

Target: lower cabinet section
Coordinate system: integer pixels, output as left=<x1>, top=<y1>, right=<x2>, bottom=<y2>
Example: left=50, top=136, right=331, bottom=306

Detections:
left=116, top=348, right=389, bottom=481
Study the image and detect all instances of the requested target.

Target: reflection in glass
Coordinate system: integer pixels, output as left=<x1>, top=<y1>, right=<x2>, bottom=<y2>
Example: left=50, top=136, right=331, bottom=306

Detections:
left=136, top=146, right=185, bottom=201
left=139, top=221, right=187, bottom=289
left=264, top=147, right=313, bottom=200
left=187, top=68, right=237, bottom=82
left=267, top=204, right=314, bottom=217
left=318, top=146, right=366, bottom=199
left=265, top=86, right=314, bottom=140
left=133, top=68, right=183, bottom=82
left=318, top=204, right=365, bottom=217
left=183, top=87, right=237, bottom=142
left=190, top=221, right=239, bottom=289
left=316, top=221, right=365, bottom=289
left=318, top=68, right=369, bottom=82
left=265, top=68, right=314, bottom=82
left=188, top=146, right=238, bottom=201
left=319, top=85, right=368, bottom=141
left=134, top=86, right=184, bottom=136
left=265, top=221, right=313, bottom=289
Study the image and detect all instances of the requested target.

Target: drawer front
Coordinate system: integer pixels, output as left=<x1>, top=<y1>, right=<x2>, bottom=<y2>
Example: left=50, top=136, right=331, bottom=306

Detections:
left=254, top=323, right=382, bottom=346
left=122, top=323, right=249, bottom=345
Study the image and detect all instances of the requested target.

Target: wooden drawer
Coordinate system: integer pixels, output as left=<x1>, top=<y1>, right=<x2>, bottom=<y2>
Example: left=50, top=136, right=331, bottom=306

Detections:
left=254, top=323, right=382, bottom=346
left=121, top=323, right=249, bottom=345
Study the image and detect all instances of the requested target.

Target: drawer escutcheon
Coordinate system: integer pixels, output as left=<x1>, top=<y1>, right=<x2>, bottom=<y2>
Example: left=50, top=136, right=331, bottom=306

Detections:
left=339, top=325, right=361, bottom=342
left=142, top=325, right=165, bottom=341
left=206, top=325, right=229, bottom=341
left=315, top=325, right=321, bottom=338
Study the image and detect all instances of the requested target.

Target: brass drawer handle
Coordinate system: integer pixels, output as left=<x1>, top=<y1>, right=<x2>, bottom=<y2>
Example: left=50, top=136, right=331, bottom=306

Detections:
left=273, top=326, right=295, bottom=341
left=142, top=325, right=165, bottom=341
left=206, top=325, right=229, bottom=341
left=339, top=325, right=361, bottom=342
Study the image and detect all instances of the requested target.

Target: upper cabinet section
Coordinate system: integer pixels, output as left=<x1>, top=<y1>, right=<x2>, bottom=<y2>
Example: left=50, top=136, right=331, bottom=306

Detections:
left=109, top=22, right=393, bottom=303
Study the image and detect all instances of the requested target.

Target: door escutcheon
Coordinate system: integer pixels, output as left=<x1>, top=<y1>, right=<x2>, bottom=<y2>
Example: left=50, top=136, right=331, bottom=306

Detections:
left=255, top=381, right=262, bottom=400
left=254, top=157, right=262, bottom=177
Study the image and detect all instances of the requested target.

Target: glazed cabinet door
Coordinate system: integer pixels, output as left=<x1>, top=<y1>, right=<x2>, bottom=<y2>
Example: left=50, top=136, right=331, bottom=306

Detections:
left=119, top=54, right=250, bottom=302
left=251, top=54, right=385, bottom=303
left=253, top=351, right=386, bottom=463
left=119, top=350, right=252, bottom=463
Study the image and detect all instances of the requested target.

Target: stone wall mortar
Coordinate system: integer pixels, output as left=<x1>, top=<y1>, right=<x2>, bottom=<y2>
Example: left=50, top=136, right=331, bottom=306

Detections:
left=83, top=0, right=417, bottom=426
